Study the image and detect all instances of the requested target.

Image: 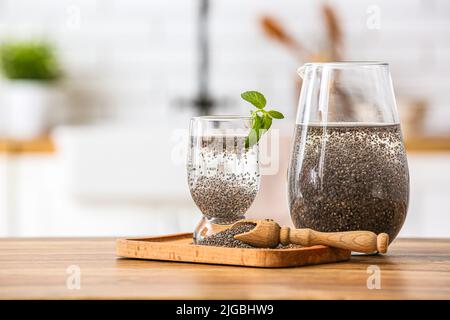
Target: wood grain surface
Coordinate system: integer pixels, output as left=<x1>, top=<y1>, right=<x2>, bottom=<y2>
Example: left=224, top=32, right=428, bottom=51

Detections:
left=0, top=137, right=55, bottom=154
left=1, top=237, right=449, bottom=299
left=116, top=233, right=350, bottom=268
left=404, top=136, right=450, bottom=152
left=0, top=136, right=449, bottom=154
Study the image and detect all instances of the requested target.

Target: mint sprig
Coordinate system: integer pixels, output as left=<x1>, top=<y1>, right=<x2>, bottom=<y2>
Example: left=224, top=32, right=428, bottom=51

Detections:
left=241, top=91, right=284, bottom=148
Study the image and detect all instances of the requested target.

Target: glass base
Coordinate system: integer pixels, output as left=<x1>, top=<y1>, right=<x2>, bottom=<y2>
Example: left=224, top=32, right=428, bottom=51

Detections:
left=193, top=216, right=245, bottom=244
left=351, top=251, right=380, bottom=256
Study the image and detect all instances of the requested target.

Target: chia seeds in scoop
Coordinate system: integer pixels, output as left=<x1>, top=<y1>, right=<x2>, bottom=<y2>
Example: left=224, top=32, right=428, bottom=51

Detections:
left=197, top=223, right=256, bottom=248
left=197, top=222, right=302, bottom=249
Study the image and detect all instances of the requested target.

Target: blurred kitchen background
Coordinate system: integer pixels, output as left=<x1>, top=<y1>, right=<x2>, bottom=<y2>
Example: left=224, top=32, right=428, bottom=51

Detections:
left=0, top=0, right=449, bottom=237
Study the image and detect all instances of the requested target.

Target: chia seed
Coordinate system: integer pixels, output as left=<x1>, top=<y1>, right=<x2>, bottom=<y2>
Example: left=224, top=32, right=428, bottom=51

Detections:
left=288, top=124, right=409, bottom=242
left=196, top=222, right=303, bottom=249
left=187, top=135, right=259, bottom=221
left=197, top=222, right=257, bottom=248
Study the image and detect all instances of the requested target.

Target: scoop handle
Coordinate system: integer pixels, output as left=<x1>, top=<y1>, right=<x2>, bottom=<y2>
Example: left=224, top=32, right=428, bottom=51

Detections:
left=280, top=227, right=389, bottom=254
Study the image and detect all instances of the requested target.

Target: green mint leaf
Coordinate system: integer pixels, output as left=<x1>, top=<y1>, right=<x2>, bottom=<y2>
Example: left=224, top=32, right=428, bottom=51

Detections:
left=241, top=91, right=266, bottom=109
left=253, top=114, right=263, bottom=127
left=254, top=114, right=263, bottom=135
left=241, top=91, right=284, bottom=149
left=245, top=128, right=258, bottom=148
left=262, top=114, right=272, bottom=130
left=246, top=114, right=263, bottom=148
left=268, top=110, right=284, bottom=119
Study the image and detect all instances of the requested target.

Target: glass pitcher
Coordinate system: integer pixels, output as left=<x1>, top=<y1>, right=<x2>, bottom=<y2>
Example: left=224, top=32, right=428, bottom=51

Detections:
left=288, top=62, right=409, bottom=244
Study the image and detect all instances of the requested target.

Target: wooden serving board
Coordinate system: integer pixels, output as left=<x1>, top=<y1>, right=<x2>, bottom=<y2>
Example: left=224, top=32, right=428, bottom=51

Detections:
left=116, top=233, right=351, bottom=268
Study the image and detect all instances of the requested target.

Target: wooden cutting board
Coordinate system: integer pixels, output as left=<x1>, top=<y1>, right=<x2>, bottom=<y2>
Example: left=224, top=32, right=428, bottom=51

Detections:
left=116, top=233, right=351, bottom=268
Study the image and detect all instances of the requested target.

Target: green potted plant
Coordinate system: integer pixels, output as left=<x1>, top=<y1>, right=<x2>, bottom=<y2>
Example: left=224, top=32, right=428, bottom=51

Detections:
left=0, top=40, right=62, bottom=138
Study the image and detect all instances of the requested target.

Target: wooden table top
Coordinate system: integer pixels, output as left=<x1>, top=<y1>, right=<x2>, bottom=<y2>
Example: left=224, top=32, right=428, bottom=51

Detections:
left=0, top=237, right=449, bottom=300
left=0, top=137, right=54, bottom=154
left=0, top=136, right=449, bottom=154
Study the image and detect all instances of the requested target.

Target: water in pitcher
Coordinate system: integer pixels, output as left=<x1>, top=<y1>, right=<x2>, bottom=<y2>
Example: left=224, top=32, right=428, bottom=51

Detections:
left=288, top=123, right=409, bottom=242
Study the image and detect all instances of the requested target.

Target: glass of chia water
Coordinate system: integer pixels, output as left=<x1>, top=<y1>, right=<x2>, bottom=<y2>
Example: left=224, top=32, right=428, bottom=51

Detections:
left=288, top=62, right=410, bottom=250
left=187, top=116, right=260, bottom=243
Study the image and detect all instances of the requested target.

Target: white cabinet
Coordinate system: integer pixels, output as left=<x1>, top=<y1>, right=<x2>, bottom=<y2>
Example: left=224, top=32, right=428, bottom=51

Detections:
left=0, top=152, right=199, bottom=237
left=0, top=150, right=449, bottom=238
left=401, top=153, right=450, bottom=237
left=0, top=154, right=59, bottom=236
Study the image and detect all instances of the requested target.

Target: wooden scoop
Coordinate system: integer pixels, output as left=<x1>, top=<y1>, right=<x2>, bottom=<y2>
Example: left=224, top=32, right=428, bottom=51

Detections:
left=233, top=219, right=389, bottom=254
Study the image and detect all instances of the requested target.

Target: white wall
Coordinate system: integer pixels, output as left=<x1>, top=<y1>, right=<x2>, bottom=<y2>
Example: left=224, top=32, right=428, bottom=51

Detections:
left=0, top=0, right=449, bottom=132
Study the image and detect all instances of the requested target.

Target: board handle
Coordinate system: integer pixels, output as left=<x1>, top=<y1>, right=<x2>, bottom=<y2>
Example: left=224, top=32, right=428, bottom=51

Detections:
left=280, top=227, right=389, bottom=254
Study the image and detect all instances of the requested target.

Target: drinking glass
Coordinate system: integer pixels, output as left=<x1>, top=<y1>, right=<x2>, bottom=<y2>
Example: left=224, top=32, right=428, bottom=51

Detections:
left=187, top=116, right=260, bottom=243
left=288, top=62, right=409, bottom=246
